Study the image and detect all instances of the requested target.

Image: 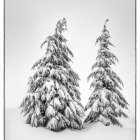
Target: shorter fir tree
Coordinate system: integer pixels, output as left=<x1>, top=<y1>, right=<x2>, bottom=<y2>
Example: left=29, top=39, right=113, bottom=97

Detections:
left=20, top=18, right=84, bottom=132
left=84, top=19, right=129, bottom=127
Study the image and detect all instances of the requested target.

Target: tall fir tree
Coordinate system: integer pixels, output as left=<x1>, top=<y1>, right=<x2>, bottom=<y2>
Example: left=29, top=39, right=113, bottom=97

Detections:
left=20, top=18, right=84, bottom=132
left=84, top=19, right=128, bottom=127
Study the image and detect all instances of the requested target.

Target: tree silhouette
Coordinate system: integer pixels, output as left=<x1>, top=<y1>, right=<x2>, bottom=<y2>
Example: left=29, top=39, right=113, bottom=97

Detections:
left=84, top=19, right=128, bottom=127
left=20, top=18, right=84, bottom=132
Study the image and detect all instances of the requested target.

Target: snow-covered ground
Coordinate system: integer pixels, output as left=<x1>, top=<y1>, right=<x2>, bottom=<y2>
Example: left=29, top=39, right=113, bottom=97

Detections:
left=5, top=108, right=135, bottom=140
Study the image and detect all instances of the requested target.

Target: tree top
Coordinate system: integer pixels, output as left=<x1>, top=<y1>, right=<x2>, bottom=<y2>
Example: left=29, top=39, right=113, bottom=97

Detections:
left=55, top=18, right=67, bottom=34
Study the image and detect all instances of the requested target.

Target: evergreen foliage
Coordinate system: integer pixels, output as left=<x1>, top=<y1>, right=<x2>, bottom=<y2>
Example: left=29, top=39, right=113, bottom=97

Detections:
left=20, top=18, right=84, bottom=132
left=84, top=19, right=128, bottom=127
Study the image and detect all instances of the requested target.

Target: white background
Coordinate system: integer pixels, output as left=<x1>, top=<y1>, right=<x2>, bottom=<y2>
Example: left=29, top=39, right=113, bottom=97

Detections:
left=0, top=0, right=139, bottom=140
left=5, top=0, right=135, bottom=120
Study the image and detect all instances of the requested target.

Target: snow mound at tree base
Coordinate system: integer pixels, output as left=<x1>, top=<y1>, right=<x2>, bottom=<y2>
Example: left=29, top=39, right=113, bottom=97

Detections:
left=5, top=108, right=135, bottom=140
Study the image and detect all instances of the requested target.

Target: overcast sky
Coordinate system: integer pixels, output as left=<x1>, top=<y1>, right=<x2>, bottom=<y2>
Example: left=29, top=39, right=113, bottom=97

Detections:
left=5, top=0, right=135, bottom=118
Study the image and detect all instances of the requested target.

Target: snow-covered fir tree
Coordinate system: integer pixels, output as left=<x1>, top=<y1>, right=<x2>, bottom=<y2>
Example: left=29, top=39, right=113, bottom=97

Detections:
left=20, top=18, right=84, bottom=132
left=84, top=19, right=128, bottom=127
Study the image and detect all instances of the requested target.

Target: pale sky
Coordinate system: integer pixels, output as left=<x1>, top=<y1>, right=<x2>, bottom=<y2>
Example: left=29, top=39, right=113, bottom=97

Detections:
left=5, top=0, right=135, bottom=118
